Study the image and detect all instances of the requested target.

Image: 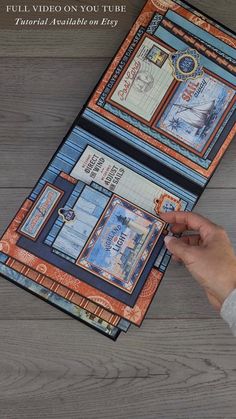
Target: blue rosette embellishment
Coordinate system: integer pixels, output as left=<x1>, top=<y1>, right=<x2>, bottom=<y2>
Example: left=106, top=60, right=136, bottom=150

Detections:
left=169, top=48, right=204, bottom=81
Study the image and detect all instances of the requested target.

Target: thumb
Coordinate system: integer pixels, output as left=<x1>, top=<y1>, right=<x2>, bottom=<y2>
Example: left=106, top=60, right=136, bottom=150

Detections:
left=164, top=236, right=195, bottom=264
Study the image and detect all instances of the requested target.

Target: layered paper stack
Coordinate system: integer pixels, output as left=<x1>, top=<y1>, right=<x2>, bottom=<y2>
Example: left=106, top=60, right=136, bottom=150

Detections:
left=0, top=0, right=235, bottom=339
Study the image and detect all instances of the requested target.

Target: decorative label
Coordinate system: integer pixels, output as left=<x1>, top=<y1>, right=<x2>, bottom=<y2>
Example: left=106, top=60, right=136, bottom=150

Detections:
left=19, top=184, right=63, bottom=240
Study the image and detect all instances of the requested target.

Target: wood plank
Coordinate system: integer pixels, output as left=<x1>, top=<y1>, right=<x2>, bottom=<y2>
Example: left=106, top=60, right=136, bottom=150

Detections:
left=0, top=319, right=235, bottom=419
left=0, top=0, right=235, bottom=57
left=0, top=58, right=109, bottom=98
left=0, top=58, right=109, bottom=139
left=0, top=0, right=146, bottom=57
left=0, top=188, right=234, bottom=320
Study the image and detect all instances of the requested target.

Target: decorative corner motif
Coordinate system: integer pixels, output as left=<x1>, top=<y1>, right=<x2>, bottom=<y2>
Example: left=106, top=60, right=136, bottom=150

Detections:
left=169, top=48, right=204, bottom=81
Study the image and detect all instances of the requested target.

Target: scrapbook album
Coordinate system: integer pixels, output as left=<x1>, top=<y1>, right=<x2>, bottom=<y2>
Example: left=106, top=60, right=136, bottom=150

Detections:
left=0, top=0, right=235, bottom=339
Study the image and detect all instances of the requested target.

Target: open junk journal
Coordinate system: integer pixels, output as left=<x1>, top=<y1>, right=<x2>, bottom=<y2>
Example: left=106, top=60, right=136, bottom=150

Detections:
left=0, top=0, right=235, bottom=339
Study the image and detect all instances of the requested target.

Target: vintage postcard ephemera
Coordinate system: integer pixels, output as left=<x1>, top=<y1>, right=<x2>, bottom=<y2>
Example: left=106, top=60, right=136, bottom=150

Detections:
left=85, top=0, right=236, bottom=186
left=109, top=36, right=175, bottom=123
left=109, top=47, right=234, bottom=157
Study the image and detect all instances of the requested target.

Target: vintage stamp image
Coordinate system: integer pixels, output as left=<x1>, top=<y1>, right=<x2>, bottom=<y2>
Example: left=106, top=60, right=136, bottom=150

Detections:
left=146, top=44, right=169, bottom=68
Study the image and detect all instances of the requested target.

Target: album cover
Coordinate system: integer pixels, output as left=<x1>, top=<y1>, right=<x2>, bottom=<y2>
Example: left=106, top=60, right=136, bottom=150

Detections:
left=0, top=0, right=235, bottom=338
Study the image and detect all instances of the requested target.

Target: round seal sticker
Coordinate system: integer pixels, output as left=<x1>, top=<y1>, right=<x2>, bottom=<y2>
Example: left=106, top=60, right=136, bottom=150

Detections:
left=177, top=55, right=196, bottom=74
left=169, top=48, right=204, bottom=81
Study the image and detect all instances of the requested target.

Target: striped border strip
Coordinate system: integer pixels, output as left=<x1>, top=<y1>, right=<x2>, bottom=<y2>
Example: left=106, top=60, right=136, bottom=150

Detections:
left=6, top=257, right=121, bottom=327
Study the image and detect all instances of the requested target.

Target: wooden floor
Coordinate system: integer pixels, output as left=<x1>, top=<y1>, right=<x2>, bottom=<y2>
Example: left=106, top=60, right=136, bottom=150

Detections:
left=0, top=1, right=236, bottom=418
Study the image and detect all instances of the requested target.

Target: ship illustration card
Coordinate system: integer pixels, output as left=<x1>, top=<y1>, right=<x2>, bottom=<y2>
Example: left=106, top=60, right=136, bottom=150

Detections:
left=157, top=72, right=235, bottom=155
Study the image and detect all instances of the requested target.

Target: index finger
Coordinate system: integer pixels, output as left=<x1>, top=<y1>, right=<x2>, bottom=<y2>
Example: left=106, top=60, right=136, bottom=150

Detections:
left=160, top=211, right=216, bottom=239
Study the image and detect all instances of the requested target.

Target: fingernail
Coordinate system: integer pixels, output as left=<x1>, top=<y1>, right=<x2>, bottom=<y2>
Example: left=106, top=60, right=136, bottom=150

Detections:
left=164, top=236, right=172, bottom=245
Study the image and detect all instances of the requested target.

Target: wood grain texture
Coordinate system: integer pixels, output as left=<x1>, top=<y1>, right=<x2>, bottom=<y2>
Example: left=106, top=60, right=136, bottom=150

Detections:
left=0, top=0, right=146, bottom=57
left=0, top=0, right=235, bottom=57
left=0, top=319, right=236, bottom=419
left=0, top=0, right=236, bottom=417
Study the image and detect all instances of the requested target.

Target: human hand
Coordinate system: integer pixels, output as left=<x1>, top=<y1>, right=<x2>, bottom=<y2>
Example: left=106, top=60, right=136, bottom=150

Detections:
left=160, top=211, right=236, bottom=311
